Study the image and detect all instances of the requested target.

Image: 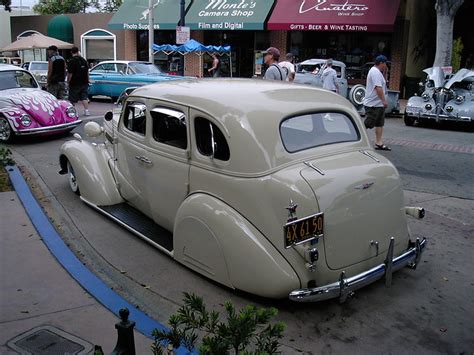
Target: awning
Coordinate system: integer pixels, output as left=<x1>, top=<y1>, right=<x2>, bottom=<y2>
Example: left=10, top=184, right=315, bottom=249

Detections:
left=267, top=0, right=401, bottom=32
left=185, top=0, right=275, bottom=30
left=108, top=0, right=191, bottom=30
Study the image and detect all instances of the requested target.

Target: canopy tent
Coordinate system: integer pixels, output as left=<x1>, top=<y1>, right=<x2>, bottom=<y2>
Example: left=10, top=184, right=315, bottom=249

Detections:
left=1, top=33, right=73, bottom=52
left=153, top=39, right=232, bottom=77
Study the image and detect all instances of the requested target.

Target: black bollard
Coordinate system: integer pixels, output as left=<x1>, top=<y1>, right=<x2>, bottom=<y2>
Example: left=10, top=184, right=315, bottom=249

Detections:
left=111, top=308, right=136, bottom=355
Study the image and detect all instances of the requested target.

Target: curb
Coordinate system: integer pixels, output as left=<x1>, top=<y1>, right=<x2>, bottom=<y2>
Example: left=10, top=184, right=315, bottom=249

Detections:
left=6, top=165, right=192, bottom=354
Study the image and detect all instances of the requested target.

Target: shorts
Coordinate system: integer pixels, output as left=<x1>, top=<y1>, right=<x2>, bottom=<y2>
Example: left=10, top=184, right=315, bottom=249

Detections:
left=364, top=106, right=385, bottom=129
left=47, top=82, right=67, bottom=100
left=69, top=84, right=89, bottom=103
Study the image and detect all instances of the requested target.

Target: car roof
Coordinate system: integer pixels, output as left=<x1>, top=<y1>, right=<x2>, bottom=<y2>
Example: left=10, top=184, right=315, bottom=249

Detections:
left=0, top=64, right=28, bottom=72
left=298, top=59, right=346, bottom=68
left=95, top=60, right=151, bottom=65
left=131, top=79, right=365, bottom=175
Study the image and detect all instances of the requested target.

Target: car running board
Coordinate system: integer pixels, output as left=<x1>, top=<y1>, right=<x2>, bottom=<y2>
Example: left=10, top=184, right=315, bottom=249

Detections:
left=85, top=200, right=173, bottom=254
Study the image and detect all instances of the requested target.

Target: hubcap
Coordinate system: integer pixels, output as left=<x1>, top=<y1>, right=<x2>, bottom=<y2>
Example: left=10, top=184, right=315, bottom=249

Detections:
left=68, top=162, right=78, bottom=192
left=0, top=118, right=11, bottom=141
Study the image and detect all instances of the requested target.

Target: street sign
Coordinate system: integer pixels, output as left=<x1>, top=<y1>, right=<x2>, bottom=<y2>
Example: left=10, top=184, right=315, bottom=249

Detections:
left=176, top=26, right=190, bottom=44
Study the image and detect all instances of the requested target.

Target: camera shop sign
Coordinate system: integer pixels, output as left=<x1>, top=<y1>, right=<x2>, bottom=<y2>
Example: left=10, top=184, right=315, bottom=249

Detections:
left=192, top=0, right=261, bottom=30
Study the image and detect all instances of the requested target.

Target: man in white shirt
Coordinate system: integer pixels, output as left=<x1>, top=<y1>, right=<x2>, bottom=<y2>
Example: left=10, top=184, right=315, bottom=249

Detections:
left=321, top=59, right=339, bottom=93
left=279, top=53, right=296, bottom=82
left=363, top=55, right=391, bottom=151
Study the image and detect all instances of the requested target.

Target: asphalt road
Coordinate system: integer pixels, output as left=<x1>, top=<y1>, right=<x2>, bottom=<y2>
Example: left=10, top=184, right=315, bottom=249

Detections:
left=4, top=106, right=474, bottom=354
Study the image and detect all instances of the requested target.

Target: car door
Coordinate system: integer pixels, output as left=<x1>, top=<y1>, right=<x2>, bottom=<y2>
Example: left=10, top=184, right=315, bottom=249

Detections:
left=334, top=64, right=348, bottom=96
left=142, top=103, right=190, bottom=232
left=114, top=99, right=152, bottom=217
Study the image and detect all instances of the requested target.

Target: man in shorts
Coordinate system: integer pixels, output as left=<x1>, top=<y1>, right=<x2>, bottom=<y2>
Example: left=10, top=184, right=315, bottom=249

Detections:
left=67, top=46, right=90, bottom=116
left=363, top=55, right=391, bottom=151
left=46, top=45, right=67, bottom=99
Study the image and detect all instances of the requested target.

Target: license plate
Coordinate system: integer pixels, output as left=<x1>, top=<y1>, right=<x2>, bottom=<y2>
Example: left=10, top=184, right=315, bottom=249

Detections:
left=284, top=213, right=324, bottom=248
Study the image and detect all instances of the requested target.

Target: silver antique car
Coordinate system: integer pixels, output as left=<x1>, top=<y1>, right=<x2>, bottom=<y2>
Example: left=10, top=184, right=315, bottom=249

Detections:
left=404, top=67, right=474, bottom=126
left=59, top=79, right=426, bottom=302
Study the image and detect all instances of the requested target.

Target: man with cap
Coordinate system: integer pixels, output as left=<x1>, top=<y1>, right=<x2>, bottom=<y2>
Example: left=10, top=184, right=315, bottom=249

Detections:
left=322, top=58, right=339, bottom=93
left=363, top=55, right=391, bottom=151
left=46, top=45, right=67, bottom=100
left=263, top=47, right=287, bottom=81
left=279, top=53, right=296, bottom=82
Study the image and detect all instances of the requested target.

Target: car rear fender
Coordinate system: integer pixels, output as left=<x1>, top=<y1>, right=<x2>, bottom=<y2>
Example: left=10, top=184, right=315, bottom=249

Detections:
left=59, top=139, right=123, bottom=206
left=173, top=193, right=300, bottom=299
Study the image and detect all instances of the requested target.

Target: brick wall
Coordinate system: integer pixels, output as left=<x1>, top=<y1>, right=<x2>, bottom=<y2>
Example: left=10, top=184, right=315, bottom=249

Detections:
left=184, top=30, right=204, bottom=77
left=123, top=30, right=137, bottom=61
left=389, top=18, right=410, bottom=91
left=269, top=30, right=288, bottom=58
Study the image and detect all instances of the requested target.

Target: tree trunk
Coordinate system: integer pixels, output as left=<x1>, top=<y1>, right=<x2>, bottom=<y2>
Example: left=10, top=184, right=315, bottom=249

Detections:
left=433, top=0, right=464, bottom=67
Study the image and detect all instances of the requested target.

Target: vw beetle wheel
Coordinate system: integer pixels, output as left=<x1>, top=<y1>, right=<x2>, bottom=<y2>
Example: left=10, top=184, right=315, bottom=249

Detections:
left=0, top=117, right=15, bottom=143
left=349, top=84, right=366, bottom=107
left=67, top=161, right=80, bottom=195
left=404, top=113, right=415, bottom=126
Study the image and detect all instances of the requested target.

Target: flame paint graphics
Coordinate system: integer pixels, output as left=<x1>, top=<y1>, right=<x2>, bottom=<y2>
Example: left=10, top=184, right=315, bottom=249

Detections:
left=8, top=91, right=60, bottom=117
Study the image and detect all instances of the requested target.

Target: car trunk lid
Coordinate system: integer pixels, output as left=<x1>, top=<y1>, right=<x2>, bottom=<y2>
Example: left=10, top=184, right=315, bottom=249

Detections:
left=300, top=150, right=407, bottom=270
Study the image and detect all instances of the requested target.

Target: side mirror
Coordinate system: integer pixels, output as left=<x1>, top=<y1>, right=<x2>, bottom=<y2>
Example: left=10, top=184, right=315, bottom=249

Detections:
left=84, top=121, right=104, bottom=137
left=104, top=111, right=113, bottom=121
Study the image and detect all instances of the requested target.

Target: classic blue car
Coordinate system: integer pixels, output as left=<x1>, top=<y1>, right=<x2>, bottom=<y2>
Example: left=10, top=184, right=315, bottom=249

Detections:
left=88, top=61, right=183, bottom=100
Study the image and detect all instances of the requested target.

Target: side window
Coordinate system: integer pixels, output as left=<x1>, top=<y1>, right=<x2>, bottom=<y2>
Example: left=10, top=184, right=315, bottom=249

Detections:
left=116, top=64, right=126, bottom=74
left=151, top=107, right=187, bottom=149
left=122, top=102, right=147, bottom=135
left=91, top=64, right=105, bottom=73
left=195, top=117, right=230, bottom=161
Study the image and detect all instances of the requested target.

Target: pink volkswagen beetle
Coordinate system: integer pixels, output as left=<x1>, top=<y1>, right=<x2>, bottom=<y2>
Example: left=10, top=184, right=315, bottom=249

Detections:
left=0, top=64, right=82, bottom=143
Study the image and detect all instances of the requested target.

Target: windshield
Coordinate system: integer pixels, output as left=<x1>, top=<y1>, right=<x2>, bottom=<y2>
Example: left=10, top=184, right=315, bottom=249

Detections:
left=0, top=70, right=38, bottom=90
left=30, top=62, right=48, bottom=71
left=128, top=62, right=162, bottom=74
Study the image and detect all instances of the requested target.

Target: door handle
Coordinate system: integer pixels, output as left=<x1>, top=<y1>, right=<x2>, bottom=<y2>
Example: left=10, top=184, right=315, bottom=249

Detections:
left=135, top=155, right=153, bottom=165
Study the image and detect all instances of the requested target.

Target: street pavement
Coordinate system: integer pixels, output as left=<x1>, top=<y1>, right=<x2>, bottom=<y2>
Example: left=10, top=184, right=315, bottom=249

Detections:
left=1, top=100, right=473, bottom=354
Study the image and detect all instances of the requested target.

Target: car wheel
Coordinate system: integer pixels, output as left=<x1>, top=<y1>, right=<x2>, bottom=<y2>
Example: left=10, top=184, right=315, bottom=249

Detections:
left=0, top=116, right=15, bottom=143
left=349, top=84, right=366, bottom=107
left=404, top=113, right=415, bottom=126
left=67, top=160, right=80, bottom=195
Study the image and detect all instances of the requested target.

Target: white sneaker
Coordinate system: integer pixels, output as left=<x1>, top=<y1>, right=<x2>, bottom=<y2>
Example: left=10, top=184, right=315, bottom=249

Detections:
left=84, top=109, right=91, bottom=116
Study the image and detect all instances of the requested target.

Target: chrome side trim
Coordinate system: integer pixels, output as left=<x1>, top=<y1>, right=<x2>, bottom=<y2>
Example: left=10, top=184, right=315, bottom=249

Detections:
left=289, top=237, right=427, bottom=302
left=405, top=112, right=472, bottom=122
left=15, top=120, right=82, bottom=136
left=304, top=161, right=325, bottom=175
left=359, top=150, right=380, bottom=163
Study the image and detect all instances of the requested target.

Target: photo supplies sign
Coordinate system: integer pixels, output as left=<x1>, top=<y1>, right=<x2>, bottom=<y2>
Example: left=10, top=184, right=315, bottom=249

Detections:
left=176, top=26, right=190, bottom=44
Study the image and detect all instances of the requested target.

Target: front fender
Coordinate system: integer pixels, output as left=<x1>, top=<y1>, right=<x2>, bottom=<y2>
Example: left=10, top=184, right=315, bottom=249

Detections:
left=59, top=139, right=123, bottom=206
left=173, top=193, right=300, bottom=299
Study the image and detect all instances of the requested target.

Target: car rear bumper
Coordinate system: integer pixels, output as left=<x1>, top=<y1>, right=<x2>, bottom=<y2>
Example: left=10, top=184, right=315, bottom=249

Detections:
left=15, top=120, right=82, bottom=136
left=289, top=237, right=427, bottom=303
left=406, top=112, right=472, bottom=122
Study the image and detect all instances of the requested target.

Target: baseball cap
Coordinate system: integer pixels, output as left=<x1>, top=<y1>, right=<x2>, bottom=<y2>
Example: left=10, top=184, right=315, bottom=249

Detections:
left=47, top=45, right=58, bottom=51
left=375, top=55, right=388, bottom=64
left=263, top=47, right=280, bottom=60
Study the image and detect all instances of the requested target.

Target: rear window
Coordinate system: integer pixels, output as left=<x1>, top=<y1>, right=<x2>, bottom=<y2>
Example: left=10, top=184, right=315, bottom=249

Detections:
left=280, top=112, right=359, bottom=153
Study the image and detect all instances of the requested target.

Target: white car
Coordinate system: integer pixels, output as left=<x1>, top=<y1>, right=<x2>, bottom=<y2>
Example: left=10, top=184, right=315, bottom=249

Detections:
left=59, top=79, right=426, bottom=302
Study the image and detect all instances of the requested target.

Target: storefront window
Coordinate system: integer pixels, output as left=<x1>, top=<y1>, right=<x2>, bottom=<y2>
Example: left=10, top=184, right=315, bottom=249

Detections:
left=81, top=29, right=116, bottom=67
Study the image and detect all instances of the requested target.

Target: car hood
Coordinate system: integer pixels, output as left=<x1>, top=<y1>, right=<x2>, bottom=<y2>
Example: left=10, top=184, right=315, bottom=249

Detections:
left=0, top=88, right=70, bottom=126
left=423, top=67, right=446, bottom=89
left=444, top=68, right=474, bottom=89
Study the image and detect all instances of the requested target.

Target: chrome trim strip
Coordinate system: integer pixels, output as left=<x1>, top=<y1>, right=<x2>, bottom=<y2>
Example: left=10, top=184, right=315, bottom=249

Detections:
left=289, top=237, right=427, bottom=302
left=90, top=80, right=147, bottom=86
left=405, top=113, right=472, bottom=122
left=15, top=120, right=82, bottom=136
left=359, top=150, right=380, bottom=163
left=304, top=161, right=325, bottom=175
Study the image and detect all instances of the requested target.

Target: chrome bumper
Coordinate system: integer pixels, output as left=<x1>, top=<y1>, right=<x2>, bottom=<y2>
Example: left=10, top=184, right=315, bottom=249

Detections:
left=15, top=120, right=82, bottom=136
left=406, top=112, right=472, bottom=122
left=289, top=237, right=427, bottom=303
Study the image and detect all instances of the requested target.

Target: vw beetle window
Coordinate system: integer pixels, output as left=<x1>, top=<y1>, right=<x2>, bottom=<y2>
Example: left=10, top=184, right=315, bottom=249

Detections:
left=123, top=102, right=146, bottom=135
left=281, top=112, right=359, bottom=153
left=195, top=117, right=230, bottom=161
left=151, top=107, right=187, bottom=149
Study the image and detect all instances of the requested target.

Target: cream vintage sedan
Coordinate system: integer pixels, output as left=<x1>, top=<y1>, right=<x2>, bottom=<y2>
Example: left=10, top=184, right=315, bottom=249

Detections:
left=59, top=79, right=426, bottom=302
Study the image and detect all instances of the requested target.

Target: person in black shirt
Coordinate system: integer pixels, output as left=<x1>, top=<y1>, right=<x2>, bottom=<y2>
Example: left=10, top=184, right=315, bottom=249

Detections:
left=67, top=46, right=90, bottom=116
left=46, top=45, right=67, bottom=99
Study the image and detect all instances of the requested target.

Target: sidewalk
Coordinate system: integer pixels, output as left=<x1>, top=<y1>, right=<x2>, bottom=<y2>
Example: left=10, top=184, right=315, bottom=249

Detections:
left=0, top=189, right=152, bottom=354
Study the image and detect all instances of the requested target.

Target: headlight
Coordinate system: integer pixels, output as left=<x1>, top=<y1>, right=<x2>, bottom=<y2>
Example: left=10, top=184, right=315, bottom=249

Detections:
left=455, top=95, right=464, bottom=104
left=66, top=106, right=77, bottom=118
left=446, top=105, right=454, bottom=113
left=422, top=93, right=430, bottom=102
left=20, top=114, right=32, bottom=127
left=425, top=104, right=432, bottom=111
